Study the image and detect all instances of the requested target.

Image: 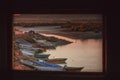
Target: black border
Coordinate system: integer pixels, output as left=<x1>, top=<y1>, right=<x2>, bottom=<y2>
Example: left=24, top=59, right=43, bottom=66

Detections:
left=0, top=0, right=110, bottom=80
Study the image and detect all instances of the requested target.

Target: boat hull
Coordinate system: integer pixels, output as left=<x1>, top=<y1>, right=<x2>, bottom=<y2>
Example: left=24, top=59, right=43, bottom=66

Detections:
left=34, top=54, right=50, bottom=59
left=44, top=58, right=67, bottom=64
left=64, top=67, right=84, bottom=72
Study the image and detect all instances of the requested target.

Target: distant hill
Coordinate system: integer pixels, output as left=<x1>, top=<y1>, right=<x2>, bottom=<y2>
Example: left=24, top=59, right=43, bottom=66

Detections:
left=13, top=14, right=102, bottom=24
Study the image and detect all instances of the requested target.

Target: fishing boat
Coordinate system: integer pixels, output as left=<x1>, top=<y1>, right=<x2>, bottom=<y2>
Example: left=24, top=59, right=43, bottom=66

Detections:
left=20, top=49, right=34, bottom=56
left=34, top=66, right=64, bottom=71
left=64, top=65, right=84, bottom=72
left=31, top=60, right=63, bottom=69
left=16, top=39, right=31, bottom=46
left=44, top=58, right=67, bottom=64
left=20, top=59, right=64, bottom=71
left=20, top=59, right=35, bottom=68
left=20, top=59, right=84, bottom=72
left=34, top=53, right=50, bottom=59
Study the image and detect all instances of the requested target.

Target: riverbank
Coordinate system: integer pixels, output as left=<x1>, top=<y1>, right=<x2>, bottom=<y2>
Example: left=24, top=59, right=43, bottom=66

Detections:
left=13, top=27, right=102, bottom=72
left=13, top=29, right=72, bottom=70
left=15, top=26, right=102, bottom=40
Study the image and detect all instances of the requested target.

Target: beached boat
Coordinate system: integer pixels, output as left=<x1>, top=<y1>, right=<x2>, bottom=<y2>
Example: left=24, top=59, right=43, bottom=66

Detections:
left=19, top=44, right=33, bottom=49
left=34, top=66, right=64, bottom=71
left=20, top=59, right=64, bottom=71
left=16, top=39, right=31, bottom=45
left=21, top=47, right=43, bottom=53
left=34, top=53, right=50, bottom=59
left=20, top=59, right=84, bottom=72
left=64, top=65, right=84, bottom=72
left=44, top=58, right=67, bottom=64
left=20, top=59, right=35, bottom=68
left=31, top=60, right=63, bottom=69
left=20, top=49, right=34, bottom=56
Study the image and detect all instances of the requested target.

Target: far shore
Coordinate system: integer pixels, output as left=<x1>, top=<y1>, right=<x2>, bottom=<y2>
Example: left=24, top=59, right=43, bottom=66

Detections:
left=39, top=31, right=102, bottom=40
left=15, top=26, right=102, bottom=40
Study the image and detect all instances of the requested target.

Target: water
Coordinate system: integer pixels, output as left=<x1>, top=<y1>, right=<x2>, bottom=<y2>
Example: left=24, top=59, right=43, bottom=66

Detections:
left=15, top=26, right=103, bottom=72
left=40, top=33, right=102, bottom=72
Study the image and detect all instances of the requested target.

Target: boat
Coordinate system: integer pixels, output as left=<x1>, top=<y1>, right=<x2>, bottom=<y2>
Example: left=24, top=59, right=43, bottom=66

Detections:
left=20, top=59, right=84, bottom=72
left=44, top=58, right=67, bottom=64
left=20, top=59, right=36, bottom=68
left=20, top=49, right=34, bottom=56
left=16, top=39, right=31, bottom=45
left=20, top=59, right=64, bottom=71
left=64, top=65, right=84, bottom=72
left=31, top=60, right=63, bottom=69
left=34, top=53, right=50, bottom=59
left=21, top=48, right=43, bottom=53
left=34, top=66, right=64, bottom=71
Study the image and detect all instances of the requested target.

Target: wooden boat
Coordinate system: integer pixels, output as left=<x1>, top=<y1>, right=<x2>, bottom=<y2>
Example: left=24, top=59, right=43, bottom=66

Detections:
left=20, top=49, right=34, bottom=56
left=31, top=60, right=63, bottom=69
left=19, top=44, right=32, bottom=48
left=16, top=39, right=31, bottom=45
left=44, top=58, right=67, bottom=64
left=34, top=66, right=64, bottom=71
left=20, top=59, right=35, bottom=68
left=64, top=65, right=84, bottom=72
left=20, top=59, right=63, bottom=71
left=21, top=47, right=44, bottom=53
left=34, top=53, right=50, bottom=59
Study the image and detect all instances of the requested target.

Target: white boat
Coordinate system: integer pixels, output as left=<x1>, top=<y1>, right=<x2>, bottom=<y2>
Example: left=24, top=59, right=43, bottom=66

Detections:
left=34, top=66, right=64, bottom=71
left=19, top=44, right=33, bottom=49
left=20, top=59, right=64, bottom=71
left=20, top=49, right=34, bottom=56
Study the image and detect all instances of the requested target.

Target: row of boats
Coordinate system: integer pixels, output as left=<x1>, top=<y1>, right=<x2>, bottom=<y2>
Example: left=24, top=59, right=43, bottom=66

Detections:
left=20, top=47, right=67, bottom=64
left=20, top=59, right=84, bottom=72
left=15, top=31, right=84, bottom=72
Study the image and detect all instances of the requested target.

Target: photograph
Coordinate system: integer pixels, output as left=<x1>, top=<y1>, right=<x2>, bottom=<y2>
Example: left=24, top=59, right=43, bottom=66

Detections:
left=12, top=14, right=103, bottom=72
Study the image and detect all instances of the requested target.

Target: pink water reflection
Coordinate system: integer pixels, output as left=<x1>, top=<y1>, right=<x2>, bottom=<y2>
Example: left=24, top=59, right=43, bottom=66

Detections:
left=40, top=33, right=103, bottom=72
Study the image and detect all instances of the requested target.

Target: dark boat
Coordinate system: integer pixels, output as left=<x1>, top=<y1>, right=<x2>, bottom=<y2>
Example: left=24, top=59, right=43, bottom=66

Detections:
left=34, top=53, right=50, bottom=59
left=44, top=58, right=67, bottom=64
left=64, top=65, right=84, bottom=72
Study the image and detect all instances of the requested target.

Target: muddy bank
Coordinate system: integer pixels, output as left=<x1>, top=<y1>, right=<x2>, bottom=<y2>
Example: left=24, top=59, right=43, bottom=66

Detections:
left=40, top=31, right=102, bottom=40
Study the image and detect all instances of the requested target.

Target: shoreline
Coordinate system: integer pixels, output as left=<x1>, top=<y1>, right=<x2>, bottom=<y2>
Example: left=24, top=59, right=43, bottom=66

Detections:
left=38, top=31, right=102, bottom=40
left=15, top=26, right=102, bottom=40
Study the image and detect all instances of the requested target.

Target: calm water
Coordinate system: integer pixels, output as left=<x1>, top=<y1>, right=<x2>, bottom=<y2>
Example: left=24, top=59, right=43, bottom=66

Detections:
left=40, top=33, right=102, bottom=72
left=15, top=26, right=103, bottom=72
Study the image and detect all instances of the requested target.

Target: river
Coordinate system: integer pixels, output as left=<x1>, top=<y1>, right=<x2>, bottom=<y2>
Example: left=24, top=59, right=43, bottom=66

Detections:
left=15, top=26, right=103, bottom=72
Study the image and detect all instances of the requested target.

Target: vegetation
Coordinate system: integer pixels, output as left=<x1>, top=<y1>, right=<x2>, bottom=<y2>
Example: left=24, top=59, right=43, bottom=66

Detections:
left=60, top=21, right=102, bottom=32
left=70, top=23, right=102, bottom=32
left=13, top=21, right=102, bottom=33
left=13, top=23, right=66, bottom=27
